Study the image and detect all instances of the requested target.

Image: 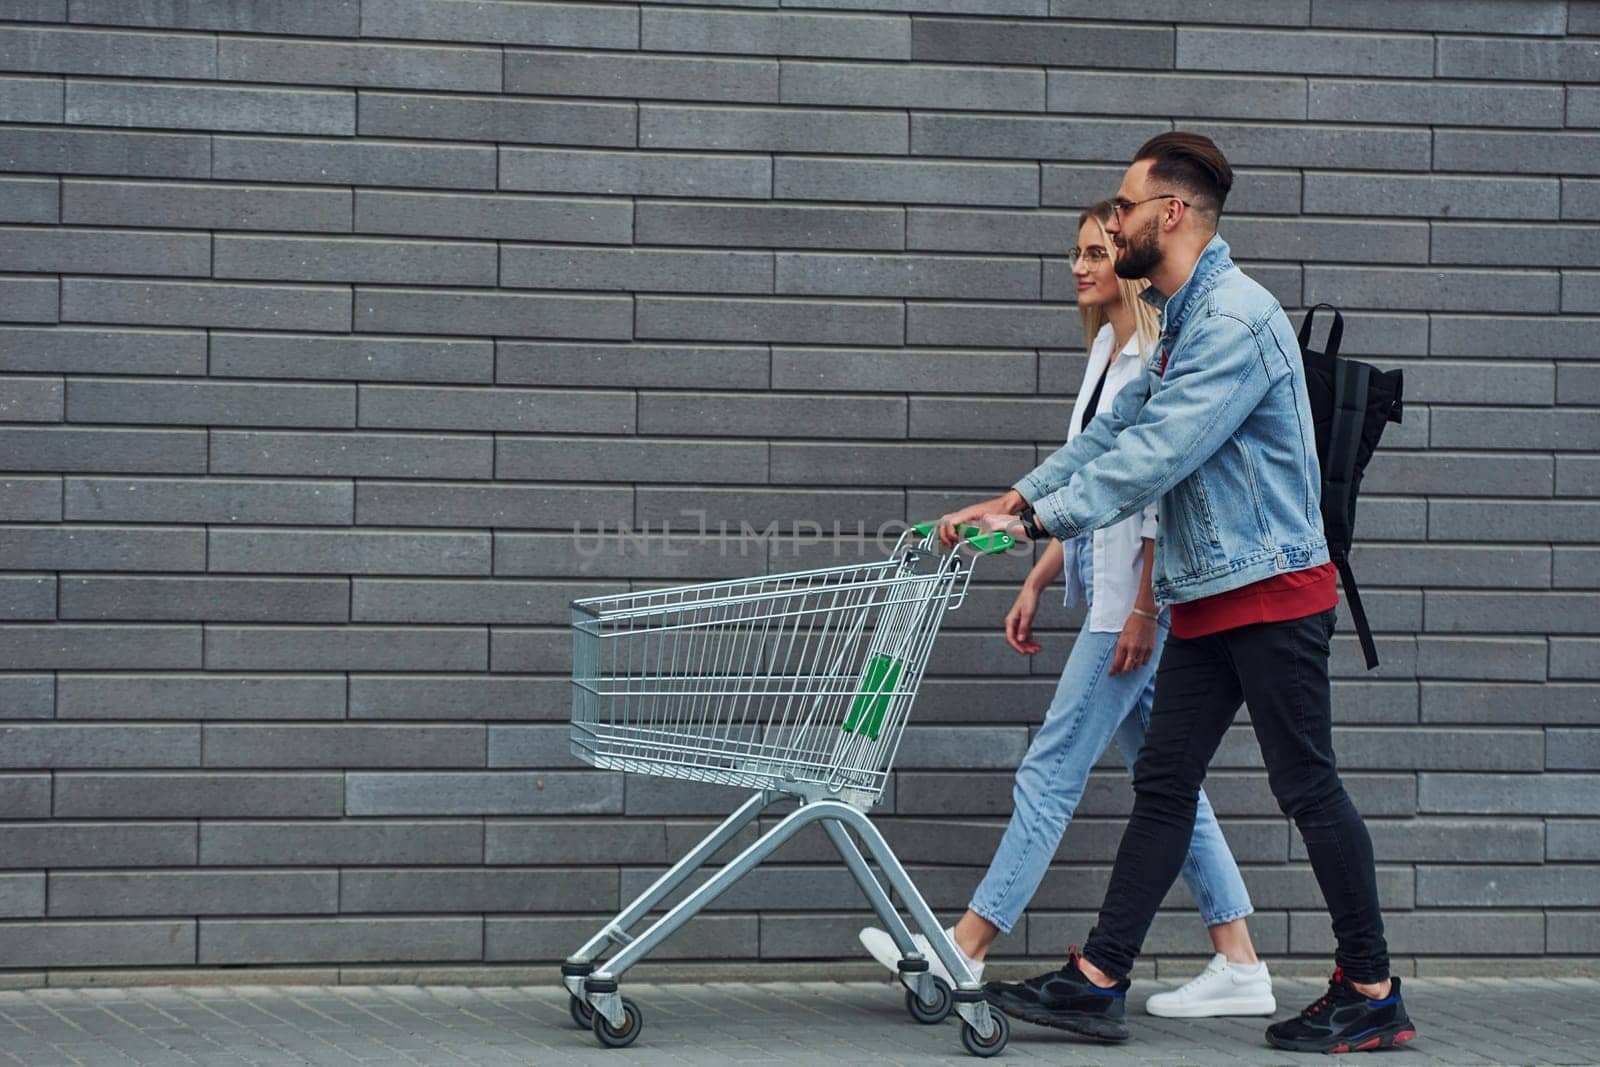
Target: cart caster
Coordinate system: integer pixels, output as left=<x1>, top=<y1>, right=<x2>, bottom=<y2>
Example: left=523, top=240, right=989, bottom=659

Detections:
left=905, top=976, right=952, bottom=1024
left=562, top=960, right=595, bottom=1028
left=961, top=1010, right=1009, bottom=1058
left=591, top=996, right=643, bottom=1049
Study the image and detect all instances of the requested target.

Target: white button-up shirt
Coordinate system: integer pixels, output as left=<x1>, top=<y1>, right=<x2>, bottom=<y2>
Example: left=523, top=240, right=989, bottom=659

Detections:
left=1059, top=323, right=1160, bottom=633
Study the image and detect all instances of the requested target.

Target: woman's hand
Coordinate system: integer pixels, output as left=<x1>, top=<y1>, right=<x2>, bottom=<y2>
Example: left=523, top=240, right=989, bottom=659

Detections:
left=1005, top=585, right=1043, bottom=655
left=1109, top=611, right=1157, bottom=675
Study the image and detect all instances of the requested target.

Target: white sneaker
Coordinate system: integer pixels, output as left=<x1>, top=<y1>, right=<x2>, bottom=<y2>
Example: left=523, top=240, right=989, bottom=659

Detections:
left=1144, top=953, right=1276, bottom=1018
left=857, top=925, right=983, bottom=987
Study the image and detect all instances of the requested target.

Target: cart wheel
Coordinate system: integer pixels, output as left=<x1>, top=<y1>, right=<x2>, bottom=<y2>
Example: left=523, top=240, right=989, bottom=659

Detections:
left=592, top=996, right=643, bottom=1049
left=961, top=1010, right=1009, bottom=1058
left=905, top=977, right=953, bottom=1024
left=569, top=995, right=594, bottom=1029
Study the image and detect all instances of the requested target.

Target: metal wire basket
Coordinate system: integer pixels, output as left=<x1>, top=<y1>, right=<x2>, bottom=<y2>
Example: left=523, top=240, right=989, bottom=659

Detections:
left=570, top=524, right=993, bottom=808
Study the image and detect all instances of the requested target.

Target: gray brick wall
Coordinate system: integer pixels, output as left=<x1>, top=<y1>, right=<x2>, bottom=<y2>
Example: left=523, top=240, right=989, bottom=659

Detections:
left=0, top=0, right=1596, bottom=980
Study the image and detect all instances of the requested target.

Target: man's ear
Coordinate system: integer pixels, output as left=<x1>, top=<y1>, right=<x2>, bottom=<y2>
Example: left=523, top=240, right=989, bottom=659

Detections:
left=1164, top=201, right=1187, bottom=233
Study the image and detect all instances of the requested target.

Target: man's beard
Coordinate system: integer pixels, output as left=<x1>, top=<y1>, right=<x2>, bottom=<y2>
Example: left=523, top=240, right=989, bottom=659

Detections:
left=1114, top=217, right=1161, bottom=280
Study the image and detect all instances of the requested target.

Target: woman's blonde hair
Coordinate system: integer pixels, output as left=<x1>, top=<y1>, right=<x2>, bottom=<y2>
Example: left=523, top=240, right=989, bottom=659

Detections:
left=1077, top=199, right=1161, bottom=361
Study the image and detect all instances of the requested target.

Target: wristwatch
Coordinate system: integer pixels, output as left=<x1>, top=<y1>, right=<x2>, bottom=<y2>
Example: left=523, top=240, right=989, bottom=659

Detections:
left=1018, top=506, right=1047, bottom=541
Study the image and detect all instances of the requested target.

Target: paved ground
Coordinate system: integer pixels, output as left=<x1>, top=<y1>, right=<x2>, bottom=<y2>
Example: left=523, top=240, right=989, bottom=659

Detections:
left=0, top=977, right=1594, bottom=1066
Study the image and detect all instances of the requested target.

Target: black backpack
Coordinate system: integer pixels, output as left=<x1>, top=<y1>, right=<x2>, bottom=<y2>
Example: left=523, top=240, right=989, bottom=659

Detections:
left=1297, top=304, right=1404, bottom=671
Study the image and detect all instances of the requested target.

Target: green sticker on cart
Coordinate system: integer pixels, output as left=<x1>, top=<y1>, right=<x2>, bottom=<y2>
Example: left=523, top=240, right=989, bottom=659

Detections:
left=842, top=654, right=902, bottom=740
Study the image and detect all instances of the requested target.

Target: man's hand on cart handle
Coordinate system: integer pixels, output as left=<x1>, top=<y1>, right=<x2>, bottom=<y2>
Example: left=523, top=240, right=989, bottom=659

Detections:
left=937, top=489, right=1027, bottom=547
left=973, top=512, right=1029, bottom=542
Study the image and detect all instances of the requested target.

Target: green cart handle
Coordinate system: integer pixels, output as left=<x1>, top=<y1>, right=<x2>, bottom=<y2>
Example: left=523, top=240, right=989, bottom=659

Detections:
left=910, top=521, right=1015, bottom=555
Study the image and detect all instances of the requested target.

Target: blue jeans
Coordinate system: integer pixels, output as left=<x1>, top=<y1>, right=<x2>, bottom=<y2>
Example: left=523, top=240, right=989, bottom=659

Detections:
left=968, top=543, right=1253, bottom=934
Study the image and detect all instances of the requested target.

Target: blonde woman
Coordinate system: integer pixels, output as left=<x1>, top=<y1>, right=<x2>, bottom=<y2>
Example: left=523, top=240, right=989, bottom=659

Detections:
left=860, top=201, right=1273, bottom=1021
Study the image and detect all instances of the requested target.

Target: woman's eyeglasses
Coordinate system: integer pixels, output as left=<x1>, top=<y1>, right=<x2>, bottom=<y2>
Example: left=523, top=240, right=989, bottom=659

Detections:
left=1067, top=247, right=1111, bottom=266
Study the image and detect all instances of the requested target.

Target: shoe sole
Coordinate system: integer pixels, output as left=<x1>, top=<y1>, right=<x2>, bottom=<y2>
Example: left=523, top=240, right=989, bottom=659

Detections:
left=856, top=930, right=964, bottom=987
left=1146, top=994, right=1277, bottom=1018
left=857, top=931, right=910, bottom=975
left=1266, top=1021, right=1417, bottom=1054
left=986, top=994, right=1130, bottom=1043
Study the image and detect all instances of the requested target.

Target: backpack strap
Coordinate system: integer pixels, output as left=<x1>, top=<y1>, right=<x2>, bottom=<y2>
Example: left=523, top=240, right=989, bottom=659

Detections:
left=1327, top=355, right=1379, bottom=669
left=1298, top=303, right=1344, bottom=358
left=1336, top=557, right=1380, bottom=671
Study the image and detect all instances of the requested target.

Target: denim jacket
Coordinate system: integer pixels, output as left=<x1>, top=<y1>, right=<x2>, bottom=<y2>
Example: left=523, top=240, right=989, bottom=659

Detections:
left=1015, top=235, right=1329, bottom=605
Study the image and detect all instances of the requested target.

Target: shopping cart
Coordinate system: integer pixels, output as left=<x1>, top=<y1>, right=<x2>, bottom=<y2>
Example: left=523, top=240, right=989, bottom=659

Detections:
left=560, top=522, right=1015, bottom=1056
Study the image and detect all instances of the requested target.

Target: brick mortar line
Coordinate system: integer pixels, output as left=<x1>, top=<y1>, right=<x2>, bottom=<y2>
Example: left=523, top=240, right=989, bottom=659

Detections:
left=2, top=956, right=1600, bottom=989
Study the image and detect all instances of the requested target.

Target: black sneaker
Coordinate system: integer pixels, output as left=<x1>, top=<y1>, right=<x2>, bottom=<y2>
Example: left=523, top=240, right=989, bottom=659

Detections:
left=982, top=948, right=1130, bottom=1043
left=1266, top=968, right=1417, bottom=1054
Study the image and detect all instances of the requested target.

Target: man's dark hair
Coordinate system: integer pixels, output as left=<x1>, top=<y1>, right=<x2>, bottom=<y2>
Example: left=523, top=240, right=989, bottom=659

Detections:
left=1133, top=132, right=1233, bottom=218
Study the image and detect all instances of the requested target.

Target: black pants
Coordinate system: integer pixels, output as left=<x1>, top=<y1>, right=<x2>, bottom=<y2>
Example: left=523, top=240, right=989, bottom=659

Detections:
left=1081, top=607, right=1391, bottom=983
